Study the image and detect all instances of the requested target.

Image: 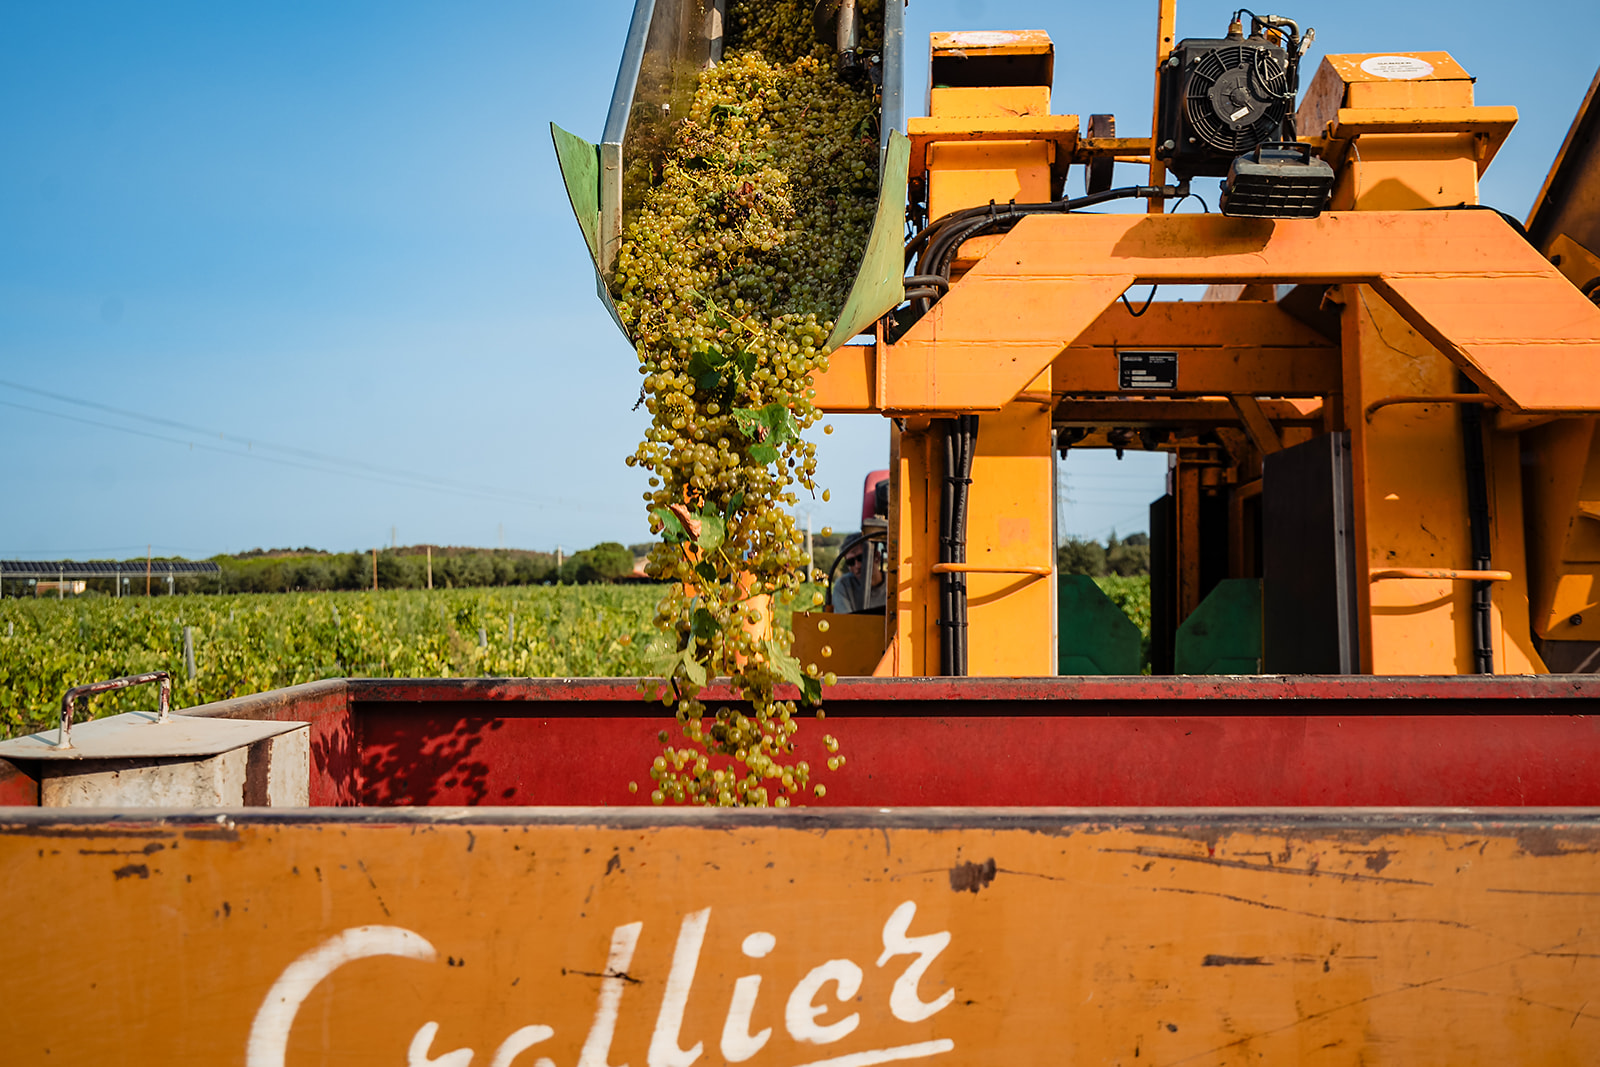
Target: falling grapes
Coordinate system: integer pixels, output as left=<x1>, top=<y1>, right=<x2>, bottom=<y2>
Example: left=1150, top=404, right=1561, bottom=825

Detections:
left=611, top=1, right=880, bottom=806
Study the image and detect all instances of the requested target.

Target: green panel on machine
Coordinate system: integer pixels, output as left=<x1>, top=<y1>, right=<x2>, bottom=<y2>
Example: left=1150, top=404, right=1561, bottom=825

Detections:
left=550, top=123, right=626, bottom=334
left=551, top=123, right=602, bottom=263
left=824, top=130, right=911, bottom=352
left=1175, top=578, right=1263, bottom=674
left=1057, top=575, right=1143, bottom=675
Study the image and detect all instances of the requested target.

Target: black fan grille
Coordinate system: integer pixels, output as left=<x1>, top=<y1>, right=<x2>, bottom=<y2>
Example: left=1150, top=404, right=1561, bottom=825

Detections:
left=1184, top=45, right=1290, bottom=153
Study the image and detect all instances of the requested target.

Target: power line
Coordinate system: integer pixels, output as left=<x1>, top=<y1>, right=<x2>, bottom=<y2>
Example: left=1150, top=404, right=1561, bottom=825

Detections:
left=0, top=377, right=557, bottom=505
left=0, top=397, right=603, bottom=510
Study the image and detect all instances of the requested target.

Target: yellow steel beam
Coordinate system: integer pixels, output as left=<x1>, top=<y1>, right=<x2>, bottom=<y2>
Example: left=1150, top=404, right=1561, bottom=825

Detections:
left=1071, top=299, right=1333, bottom=347
left=1329, top=105, right=1517, bottom=136
left=1076, top=136, right=1152, bottom=162
left=1147, top=0, right=1176, bottom=211
left=1052, top=301, right=1340, bottom=395
left=881, top=211, right=1600, bottom=413
left=1053, top=397, right=1324, bottom=427
left=1320, top=105, right=1518, bottom=175
left=813, top=343, right=876, bottom=413
left=1229, top=395, right=1284, bottom=454
left=907, top=115, right=1079, bottom=183
left=1052, top=345, right=1337, bottom=395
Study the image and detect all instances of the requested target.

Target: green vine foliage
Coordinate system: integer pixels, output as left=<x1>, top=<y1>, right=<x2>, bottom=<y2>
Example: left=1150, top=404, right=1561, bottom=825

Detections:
left=0, top=587, right=665, bottom=739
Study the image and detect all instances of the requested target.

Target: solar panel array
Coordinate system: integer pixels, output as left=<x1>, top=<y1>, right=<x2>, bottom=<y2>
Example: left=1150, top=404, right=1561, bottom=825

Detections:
left=0, top=561, right=222, bottom=578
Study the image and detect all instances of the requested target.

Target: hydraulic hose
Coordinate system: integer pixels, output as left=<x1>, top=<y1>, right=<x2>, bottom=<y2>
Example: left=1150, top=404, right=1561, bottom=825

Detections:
left=908, top=187, right=1184, bottom=279
left=938, top=413, right=979, bottom=676
left=897, top=185, right=1184, bottom=330
left=1459, top=375, right=1495, bottom=674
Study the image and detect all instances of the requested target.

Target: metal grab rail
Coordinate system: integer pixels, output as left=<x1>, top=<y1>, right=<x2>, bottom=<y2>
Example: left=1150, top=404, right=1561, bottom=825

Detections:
left=931, top=563, right=1053, bottom=576
left=1364, top=394, right=1496, bottom=421
left=1369, top=567, right=1512, bottom=583
left=57, top=671, right=171, bottom=751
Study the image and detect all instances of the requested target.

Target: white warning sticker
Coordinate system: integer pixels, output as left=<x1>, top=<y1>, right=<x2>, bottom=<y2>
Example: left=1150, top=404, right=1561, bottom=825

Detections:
left=1359, top=55, right=1436, bottom=80
left=943, top=31, right=1022, bottom=48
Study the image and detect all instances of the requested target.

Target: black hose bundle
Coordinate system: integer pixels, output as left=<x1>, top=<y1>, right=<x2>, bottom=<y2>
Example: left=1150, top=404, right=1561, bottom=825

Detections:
left=1458, top=374, right=1495, bottom=674
left=939, top=413, right=979, bottom=676
left=897, top=185, right=1183, bottom=331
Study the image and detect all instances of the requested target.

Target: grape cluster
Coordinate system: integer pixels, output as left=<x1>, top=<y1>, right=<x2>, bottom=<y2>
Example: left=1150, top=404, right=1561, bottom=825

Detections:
left=610, top=0, right=880, bottom=806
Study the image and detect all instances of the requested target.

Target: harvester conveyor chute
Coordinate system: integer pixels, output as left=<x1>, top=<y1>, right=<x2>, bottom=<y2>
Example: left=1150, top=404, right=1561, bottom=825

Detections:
left=551, top=0, right=910, bottom=353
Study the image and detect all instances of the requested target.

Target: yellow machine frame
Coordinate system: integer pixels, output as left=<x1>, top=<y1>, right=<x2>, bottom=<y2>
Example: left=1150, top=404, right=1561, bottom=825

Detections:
left=804, top=10, right=1600, bottom=679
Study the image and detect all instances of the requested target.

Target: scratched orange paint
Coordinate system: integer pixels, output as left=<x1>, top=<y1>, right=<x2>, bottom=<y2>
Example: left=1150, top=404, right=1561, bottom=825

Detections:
left=2, top=812, right=1598, bottom=1064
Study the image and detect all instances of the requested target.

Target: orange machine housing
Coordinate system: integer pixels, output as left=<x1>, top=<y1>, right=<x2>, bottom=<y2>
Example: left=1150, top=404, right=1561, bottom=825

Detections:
left=809, top=29, right=1600, bottom=679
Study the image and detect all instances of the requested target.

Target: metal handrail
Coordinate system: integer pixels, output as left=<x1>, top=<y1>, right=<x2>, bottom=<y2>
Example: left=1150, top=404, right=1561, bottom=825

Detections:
left=1369, top=567, right=1512, bottom=583
left=1364, top=394, right=1495, bottom=421
left=57, top=671, right=171, bottom=751
left=931, top=563, right=1053, bottom=576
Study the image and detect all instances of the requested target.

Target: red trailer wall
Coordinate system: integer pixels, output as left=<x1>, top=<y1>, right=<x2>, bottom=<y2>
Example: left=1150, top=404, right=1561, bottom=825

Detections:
left=344, top=677, right=1600, bottom=808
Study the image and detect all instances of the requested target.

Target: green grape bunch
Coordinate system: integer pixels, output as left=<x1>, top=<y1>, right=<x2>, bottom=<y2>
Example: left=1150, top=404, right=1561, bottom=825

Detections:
left=610, top=1, right=881, bottom=806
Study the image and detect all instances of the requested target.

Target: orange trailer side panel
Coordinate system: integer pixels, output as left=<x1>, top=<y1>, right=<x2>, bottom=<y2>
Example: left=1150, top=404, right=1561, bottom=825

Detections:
left=4, top=811, right=1599, bottom=1065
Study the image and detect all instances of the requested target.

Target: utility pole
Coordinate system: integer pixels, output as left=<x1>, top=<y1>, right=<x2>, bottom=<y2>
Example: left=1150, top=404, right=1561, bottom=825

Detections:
left=372, top=548, right=378, bottom=591
left=426, top=545, right=433, bottom=590
left=391, top=525, right=397, bottom=549
left=146, top=545, right=152, bottom=596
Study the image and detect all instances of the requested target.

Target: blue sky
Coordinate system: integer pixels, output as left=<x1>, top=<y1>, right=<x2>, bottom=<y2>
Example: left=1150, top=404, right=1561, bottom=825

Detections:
left=2, top=1, right=1595, bottom=560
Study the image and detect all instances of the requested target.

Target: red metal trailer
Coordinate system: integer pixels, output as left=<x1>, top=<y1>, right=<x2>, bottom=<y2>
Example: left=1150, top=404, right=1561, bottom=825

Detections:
left=4, top=677, right=1600, bottom=1062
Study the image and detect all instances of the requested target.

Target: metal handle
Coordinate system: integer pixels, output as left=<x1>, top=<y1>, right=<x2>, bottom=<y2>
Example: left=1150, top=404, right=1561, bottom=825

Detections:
left=1255, top=140, right=1313, bottom=164
left=931, top=563, right=1053, bottom=576
left=1365, top=394, right=1495, bottom=421
left=1369, top=568, right=1512, bottom=583
left=57, top=671, right=171, bottom=751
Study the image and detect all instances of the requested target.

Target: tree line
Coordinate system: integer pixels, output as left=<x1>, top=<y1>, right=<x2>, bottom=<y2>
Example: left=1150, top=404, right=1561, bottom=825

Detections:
left=5, top=544, right=644, bottom=597
left=1057, top=532, right=1151, bottom=577
left=15, top=530, right=1145, bottom=597
left=215, top=544, right=644, bottom=593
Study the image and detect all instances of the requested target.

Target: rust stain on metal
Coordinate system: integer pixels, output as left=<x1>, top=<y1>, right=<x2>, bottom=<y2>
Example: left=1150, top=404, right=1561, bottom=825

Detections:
left=111, top=863, right=149, bottom=880
left=184, top=827, right=240, bottom=842
left=355, top=858, right=392, bottom=918
left=949, top=857, right=997, bottom=893
left=0, top=825, right=175, bottom=841
left=1517, top=829, right=1600, bottom=857
left=1203, top=954, right=1272, bottom=967
left=563, top=967, right=643, bottom=985
left=79, top=842, right=166, bottom=857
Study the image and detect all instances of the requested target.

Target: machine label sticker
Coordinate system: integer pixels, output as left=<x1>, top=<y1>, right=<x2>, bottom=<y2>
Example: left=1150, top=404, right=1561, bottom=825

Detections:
left=942, top=31, right=1021, bottom=48
left=1118, top=351, right=1178, bottom=390
left=1359, top=55, right=1435, bottom=80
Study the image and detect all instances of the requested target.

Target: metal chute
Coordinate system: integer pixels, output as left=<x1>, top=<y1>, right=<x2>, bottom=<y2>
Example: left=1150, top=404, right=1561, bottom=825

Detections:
left=551, top=0, right=908, bottom=353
